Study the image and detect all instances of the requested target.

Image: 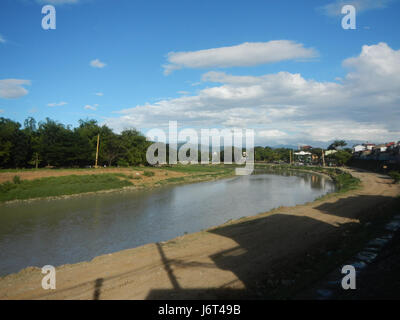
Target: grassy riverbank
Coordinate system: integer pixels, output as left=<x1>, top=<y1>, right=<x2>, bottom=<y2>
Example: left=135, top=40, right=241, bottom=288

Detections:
left=0, top=174, right=132, bottom=203
left=255, top=163, right=361, bottom=193
left=0, top=165, right=235, bottom=203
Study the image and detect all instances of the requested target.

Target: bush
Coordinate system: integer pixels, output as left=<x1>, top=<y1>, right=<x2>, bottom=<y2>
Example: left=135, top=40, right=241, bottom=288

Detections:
left=389, top=171, right=400, bottom=183
left=13, top=175, right=21, bottom=184
left=143, top=171, right=155, bottom=177
left=0, top=181, right=17, bottom=193
left=117, top=160, right=130, bottom=167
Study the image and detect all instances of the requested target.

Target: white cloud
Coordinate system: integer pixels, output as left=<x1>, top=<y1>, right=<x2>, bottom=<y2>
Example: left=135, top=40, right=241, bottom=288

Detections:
left=105, top=42, right=400, bottom=145
left=178, top=91, right=190, bottom=95
left=0, top=109, right=4, bottom=114
left=319, top=0, right=394, bottom=16
left=90, top=59, right=106, bottom=69
left=47, top=101, right=67, bottom=107
left=258, top=130, right=288, bottom=138
left=0, top=79, right=31, bottom=99
left=163, top=41, right=318, bottom=75
left=84, top=104, right=97, bottom=111
left=0, top=34, right=6, bottom=43
left=95, top=92, right=104, bottom=96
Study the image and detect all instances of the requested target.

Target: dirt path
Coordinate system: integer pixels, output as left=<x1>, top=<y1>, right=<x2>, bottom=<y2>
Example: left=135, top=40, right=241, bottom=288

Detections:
left=0, top=169, right=399, bottom=300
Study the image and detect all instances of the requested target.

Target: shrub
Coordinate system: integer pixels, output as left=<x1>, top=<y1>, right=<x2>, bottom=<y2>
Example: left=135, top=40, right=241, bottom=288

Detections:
left=117, top=160, right=129, bottom=167
left=143, top=171, right=155, bottom=177
left=389, top=171, right=400, bottom=183
left=13, top=175, right=21, bottom=184
left=0, top=181, right=17, bottom=193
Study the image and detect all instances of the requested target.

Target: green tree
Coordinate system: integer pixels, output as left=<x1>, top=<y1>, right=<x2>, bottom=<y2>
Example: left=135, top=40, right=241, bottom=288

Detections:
left=333, top=150, right=352, bottom=166
left=328, top=140, right=347, bottom=150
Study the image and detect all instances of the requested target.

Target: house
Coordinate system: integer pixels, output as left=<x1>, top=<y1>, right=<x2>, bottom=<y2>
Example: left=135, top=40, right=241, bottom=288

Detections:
left=294, top=151, right=312, bottom=163
left=364, top=143, right=375, bottom=150
left=374, top=144, right=387, bottom=152
left=299, top=145, right=312, bottom=151
left=353, top=145, right=366, bottom=153
left=324, top=150, right=338, bottom=156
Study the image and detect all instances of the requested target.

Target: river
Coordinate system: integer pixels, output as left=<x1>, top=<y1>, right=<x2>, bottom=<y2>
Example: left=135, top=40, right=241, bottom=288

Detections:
left=0, top=170, right=335, bottom=276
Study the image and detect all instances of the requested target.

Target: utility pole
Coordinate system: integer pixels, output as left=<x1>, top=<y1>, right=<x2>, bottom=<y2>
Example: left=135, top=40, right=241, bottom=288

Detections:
left=95, top=134, right=100, bottom=168
left=322, top=150, right=326, bottom=167
left=289, top=149, right=292, bottom=165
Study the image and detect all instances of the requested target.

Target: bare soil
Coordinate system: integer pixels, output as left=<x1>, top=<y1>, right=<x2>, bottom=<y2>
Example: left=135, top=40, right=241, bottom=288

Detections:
left=0, top=168, right=399, bottom=300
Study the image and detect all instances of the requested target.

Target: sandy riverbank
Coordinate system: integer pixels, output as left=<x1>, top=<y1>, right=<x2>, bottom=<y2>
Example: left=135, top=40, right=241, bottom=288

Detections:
left=0, top=168, right=399, bottom=299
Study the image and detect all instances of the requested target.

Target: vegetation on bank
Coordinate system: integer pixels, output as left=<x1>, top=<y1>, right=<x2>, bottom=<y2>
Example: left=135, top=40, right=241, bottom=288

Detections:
left=255, top=163, right=361, bottom=193
left=0, top=174, right=133, bottom=202
left=155, top=165, right=234, bottom=186
left=0, top=165, right=235, bottom=203
left=254, top=140, right=353, bottom=166
left=389, top=171, right=400, bottom=183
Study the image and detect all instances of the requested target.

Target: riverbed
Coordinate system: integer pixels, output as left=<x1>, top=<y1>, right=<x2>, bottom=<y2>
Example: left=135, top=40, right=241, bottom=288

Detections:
left=0, top=170, right=335, bottom=276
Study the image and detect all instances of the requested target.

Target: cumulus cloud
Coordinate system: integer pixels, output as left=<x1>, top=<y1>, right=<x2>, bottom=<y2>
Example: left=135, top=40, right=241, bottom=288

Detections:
left=0, top=34, right=6, bottom=43
left=0, top=109, right=4, bottom=114
left=105, top=43, right=400, bottom=145
left=258, top=130, right=288, bottom=138
left=84, top=104, right=97, bottom=111
left=318, top=0, right=394, bottom=16
left=48, top=101, right=67, bottom=107
left=95, top=92, right=104, bottom=96
left=163, top=41, right=318, bottom=75
left=90, top=59, right=106, bottom=68
left=0, top=79, right=31, bottom=99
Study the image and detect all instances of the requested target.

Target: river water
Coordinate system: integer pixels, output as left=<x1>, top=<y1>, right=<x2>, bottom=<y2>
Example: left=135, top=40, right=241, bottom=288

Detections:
left=0, top=170, right=335, bottom=276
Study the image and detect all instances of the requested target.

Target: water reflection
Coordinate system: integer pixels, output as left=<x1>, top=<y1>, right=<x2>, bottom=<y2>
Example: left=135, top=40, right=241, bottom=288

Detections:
left=0, top=171, right=335, bottom=276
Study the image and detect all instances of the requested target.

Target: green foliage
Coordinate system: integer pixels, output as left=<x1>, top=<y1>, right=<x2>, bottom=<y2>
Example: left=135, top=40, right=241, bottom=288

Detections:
left=13, top=175, right=21, bottom=184
left=332, top=172, right=360, bottom=192
left=389, top=171, right=400, bottom=183
left=0, top=117, right=150, bottom=169
left=117, top=159, right=130, bottom=167
left=0, top=174, right=132, bottom=202
left=254, top=146, right=291, bottom=162
left=332, top=150, right=352, bottom=166
left=328, top=140, right=347, bottom=151
left=143, top=171, right=155, bottom=177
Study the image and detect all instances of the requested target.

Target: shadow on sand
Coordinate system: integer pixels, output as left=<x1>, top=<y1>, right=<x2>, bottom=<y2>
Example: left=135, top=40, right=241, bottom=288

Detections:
left=145, top=194, right=397, bottom=299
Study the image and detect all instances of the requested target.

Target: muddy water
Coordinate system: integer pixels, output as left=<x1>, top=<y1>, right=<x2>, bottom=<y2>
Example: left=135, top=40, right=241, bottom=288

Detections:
left=0, top=170, right=335, bottom=276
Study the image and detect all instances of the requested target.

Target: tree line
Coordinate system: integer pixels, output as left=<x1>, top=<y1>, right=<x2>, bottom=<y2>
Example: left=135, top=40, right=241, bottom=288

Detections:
left=0, top=116, right=354, bottom=169
left=0, top=117, right=151, bottom=169
left=254, top=141, right=353, bottom=166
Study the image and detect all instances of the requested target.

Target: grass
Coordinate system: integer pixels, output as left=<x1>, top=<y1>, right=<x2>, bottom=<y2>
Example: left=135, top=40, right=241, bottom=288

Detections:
left=389, top=171, right=400, bottom=184
left=143, top=171, right=155, bottom=177
left=0, top=165, right=235, bottom=202
left=164, top=164, right=233, bottom=174
left=255, top=163, right=361, bottom=193
left=0, top=174, right=132, bottom=202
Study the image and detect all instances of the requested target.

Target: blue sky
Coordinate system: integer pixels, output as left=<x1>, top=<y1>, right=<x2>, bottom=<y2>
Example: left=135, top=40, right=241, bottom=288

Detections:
left=0, top=0, right=399, bottom=146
